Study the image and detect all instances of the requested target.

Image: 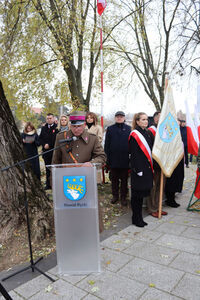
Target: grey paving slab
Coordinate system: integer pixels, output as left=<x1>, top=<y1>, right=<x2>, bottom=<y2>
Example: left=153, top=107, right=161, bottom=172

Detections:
left=155, top=233, right=200, bottom=255
left=117, top=225, right=145, bottom=236
left=47, top=266, right=88, bottom=285
left=168, top=215, right=200, bottom=227
left=168, top=207, right=197, bottom=217
left=30, top=278, right=87, bottom=300
left=14, top=275, right=52, bottom=298
left=123, top=240, right=179, bottom=266
left=83, top=294, right=102, bottom=300
left=155, top=222, right=187, bottom=235
left=144, top=214, right=176, bottom=223
left=131, top=229, right=163, bottom=243
left=118, top=257, right=184, bottom=292
left=77, top=270, right=147, bottom=300
left=169, top=252, right=200, bottom=275
left=139, top=288, right=182, bottom=300
left=172, top=273, right=200, bottom=300
left=100, top=233, right=135, bottom=251
left=0, top=290, right=24, bottom=300
left=180, top=226, right=200, bottom=240
left=100, top=247, right=133, bottom=272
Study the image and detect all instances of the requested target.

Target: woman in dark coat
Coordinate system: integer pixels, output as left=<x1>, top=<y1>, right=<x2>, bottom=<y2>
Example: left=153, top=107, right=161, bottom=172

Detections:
left=21, top=122, right=41, bottom=181
left=129, top=112, right=154, bottom=227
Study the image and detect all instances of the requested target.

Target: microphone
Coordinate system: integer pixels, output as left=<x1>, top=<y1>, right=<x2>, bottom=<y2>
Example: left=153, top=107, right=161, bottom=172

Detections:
left=59, top=136, right=78, bottom=144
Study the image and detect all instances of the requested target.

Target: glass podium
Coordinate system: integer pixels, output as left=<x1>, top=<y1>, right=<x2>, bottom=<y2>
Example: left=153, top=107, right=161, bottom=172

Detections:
left=48, top=163, right=101, bottom=275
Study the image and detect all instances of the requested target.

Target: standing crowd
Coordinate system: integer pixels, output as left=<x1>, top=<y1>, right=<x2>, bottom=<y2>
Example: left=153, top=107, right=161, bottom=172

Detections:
left=22, top=109, right=187, bottom=230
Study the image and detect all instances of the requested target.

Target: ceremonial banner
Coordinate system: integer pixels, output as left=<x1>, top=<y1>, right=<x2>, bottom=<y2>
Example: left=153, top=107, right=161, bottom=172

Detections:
left=194, top=104, right=200, bottom=140
left=97, top=0, right=107, bottom=15
left=185, top=100, right=199, bottom=156
left=152, top=84, right=184, bottom=177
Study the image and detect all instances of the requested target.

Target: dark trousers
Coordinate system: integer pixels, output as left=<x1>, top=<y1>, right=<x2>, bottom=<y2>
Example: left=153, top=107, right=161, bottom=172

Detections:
left=131, top=194, right=143, bottom=224
left=165, top=191, right=175, bottom=203
left=43, top=152, right=53, bottom=188
left=184, top=145, right=188, bottom=166
left=110, top=168, right=129, bottom=199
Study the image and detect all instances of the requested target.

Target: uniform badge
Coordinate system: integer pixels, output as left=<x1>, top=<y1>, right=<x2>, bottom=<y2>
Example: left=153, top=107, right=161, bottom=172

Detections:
left=63, top=176, right=86, bottom=201
left=159, top=112, right=179, bottom=143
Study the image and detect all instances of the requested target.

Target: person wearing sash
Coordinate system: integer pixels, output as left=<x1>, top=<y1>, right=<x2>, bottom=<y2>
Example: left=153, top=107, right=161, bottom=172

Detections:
left=129, top=112, right=154, bottom=227
left=147, top=112, right=168, bottom=217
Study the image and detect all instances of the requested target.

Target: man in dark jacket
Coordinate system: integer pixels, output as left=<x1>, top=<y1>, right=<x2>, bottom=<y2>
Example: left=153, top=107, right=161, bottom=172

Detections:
left=104, top=111, right=131, bottom=206
left=179, top=119, right=189, bottom=167
left=39, top=113, right=58, bottom=189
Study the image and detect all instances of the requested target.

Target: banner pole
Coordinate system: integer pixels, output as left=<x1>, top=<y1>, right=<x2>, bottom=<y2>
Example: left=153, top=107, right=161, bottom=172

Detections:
left=100, top=15, right=104, bottom=129
left=158, top=171, right=164, bottom=219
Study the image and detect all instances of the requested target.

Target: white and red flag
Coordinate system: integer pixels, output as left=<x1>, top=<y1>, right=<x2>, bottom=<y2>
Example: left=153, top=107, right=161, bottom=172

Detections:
left=185, top=100, right=199, bottom=156
left=97, top=0, right=107, bottom=16
left=194, top=104, right=200, bottom=140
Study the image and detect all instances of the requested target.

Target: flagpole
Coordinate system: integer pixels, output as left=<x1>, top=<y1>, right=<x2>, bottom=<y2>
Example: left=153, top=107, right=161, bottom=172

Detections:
left=158, top=75, right=169, bottom=219
left=100, top=15, right=104, bottom=129
left=158, top=171, right=164, bottom=218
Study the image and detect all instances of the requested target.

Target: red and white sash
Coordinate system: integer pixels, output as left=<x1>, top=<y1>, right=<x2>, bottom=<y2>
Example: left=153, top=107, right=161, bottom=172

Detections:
left=148, top=125, right=157, bottom=137
left=129, top=129, right=153, bottom=172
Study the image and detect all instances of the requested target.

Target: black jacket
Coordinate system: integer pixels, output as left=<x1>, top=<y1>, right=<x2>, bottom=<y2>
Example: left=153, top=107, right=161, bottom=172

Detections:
left=21, top=131, right=41, bottom=180
left=104, top=122, right=131, bottom=168
left=129, top=126, right=153, bottom=193
left=39, top=123, right=58, bottom=152
left=180, top=126, right=187, bottom=147
left=165, top=158, right=184, bottom=193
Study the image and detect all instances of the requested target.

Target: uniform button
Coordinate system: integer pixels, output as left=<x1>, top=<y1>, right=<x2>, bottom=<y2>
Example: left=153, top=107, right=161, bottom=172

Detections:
left=77, top=145, right=79, bottom=148
left=76, top=154, right=79, bottom=156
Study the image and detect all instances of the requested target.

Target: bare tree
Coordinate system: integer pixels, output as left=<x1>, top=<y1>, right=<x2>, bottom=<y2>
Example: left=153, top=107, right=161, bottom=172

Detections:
left=175, top=0, right=200, bottom=75
left=109, top=0, right=182, bottom=110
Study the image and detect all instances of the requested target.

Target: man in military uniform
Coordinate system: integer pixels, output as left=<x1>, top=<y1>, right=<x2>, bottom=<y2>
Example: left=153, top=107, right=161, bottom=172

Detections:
left=52, top=111, right=106, bottom=166
left=52, top=111, right=106, bottom=233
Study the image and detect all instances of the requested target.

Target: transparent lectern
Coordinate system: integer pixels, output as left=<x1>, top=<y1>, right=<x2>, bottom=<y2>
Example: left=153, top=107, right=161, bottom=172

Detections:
left=49, top=163, right=101, bottom=274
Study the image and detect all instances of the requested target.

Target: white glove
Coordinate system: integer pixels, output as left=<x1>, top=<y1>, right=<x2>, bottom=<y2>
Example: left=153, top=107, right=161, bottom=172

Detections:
left=137, top=171, right=143, bottom=176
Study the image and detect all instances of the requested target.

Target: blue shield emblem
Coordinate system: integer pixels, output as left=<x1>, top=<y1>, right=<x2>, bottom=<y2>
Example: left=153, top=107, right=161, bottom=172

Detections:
left=63, top=176, right=86, bottom=201
left=159, top=112, right=179, bottom=143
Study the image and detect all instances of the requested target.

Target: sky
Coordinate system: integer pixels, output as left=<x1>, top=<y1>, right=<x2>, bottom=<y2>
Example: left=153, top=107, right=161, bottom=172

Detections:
left=90, top=78, right=200, bottom=118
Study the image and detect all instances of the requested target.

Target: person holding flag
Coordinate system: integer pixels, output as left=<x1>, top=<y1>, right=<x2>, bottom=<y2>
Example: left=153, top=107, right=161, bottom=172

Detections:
left=129, top=112, right=154, bottom=227
left=152, top=84, right=184, bottom=216
left=147, top=112, right=168, bottom=217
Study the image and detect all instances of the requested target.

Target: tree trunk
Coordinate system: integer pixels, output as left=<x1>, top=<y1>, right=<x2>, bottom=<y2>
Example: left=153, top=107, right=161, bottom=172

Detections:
left=0, top=81, right=53, bottom=243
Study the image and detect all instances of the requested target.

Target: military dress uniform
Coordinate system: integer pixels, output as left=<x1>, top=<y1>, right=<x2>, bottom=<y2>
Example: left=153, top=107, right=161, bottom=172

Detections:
left=52, top=129, right=106, bottom=165
left=52, top=111, right=106, bottom=233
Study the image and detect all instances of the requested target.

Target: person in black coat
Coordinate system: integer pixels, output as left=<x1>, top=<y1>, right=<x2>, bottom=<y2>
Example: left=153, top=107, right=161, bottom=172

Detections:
left=129, top=112, right=154, bottom=227
left=179, top=120, right=189, bottom=167
left=104, top=111, right=131, bottom=206
left=39, top=113, right=58, bottom=189
left=165, top=158, right=184, bottom=207
left=22, top=122, right=41, bottom=181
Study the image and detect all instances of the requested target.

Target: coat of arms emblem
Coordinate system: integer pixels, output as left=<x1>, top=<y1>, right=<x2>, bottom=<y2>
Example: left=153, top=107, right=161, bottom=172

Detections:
left=63, top=176, right=86, bottom=201
left=159, top=112, right=179, bottom=143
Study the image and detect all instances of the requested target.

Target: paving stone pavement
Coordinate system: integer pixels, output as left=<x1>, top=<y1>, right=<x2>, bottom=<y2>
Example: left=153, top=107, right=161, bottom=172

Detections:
left=1, top=165, right=200, bottom=299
